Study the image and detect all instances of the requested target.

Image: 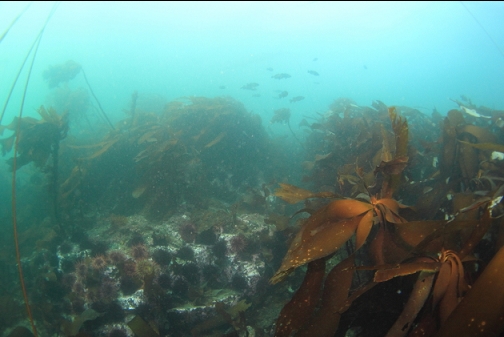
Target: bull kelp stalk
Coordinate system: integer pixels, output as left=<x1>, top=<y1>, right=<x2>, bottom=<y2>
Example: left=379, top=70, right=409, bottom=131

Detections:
left=130, top=90, right=138, bottom=122
left=460, top=1, right=504, bottom=61
left=11, top=40, right=41, bottom=337
left=287, top=119, right=303, bottom=147
left=0, top=3, right=31, bottom=43
left=271, top=108, right=304, bottom=147
left=50, top=113, right=68, bottom=226
left=81, top=69, right=115, bottom=130
left=0, top=4, right=39, bottom=126
left=126, top=91, right=138, bottom=137
left=10, top=4, right=59, bottom=336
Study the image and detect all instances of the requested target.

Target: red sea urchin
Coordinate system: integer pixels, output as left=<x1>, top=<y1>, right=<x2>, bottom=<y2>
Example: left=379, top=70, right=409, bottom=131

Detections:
left=91, top=255, right=108, bottom=270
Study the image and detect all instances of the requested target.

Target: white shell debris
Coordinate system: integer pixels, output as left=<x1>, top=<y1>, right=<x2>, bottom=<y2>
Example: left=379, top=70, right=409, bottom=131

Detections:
left=491, top=151, right=504, bottom=161
left=460, top=105, right=491, bottom=119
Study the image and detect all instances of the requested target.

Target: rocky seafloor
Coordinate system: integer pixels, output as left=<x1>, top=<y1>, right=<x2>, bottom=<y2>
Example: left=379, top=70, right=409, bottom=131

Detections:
left=2, top=201, right=305, bottom=337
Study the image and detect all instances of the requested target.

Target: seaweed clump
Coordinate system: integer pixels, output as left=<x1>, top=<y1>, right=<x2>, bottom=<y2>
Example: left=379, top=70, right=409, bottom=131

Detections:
left=64, top=96, right=270, bottom=220
left=42, top=60, right=81, bottom=88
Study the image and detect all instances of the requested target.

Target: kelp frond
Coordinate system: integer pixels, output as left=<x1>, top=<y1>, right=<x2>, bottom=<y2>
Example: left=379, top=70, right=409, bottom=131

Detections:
left=274, top=183, right=338, bottom=204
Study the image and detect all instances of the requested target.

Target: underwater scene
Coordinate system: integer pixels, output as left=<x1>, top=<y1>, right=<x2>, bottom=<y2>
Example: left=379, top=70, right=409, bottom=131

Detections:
left=1, top=1, right=504, bottom=337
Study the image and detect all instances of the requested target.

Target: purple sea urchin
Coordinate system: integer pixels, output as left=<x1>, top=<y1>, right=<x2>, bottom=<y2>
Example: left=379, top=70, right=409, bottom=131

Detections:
left=108, top=250, right=127, bottom=265
left=100, top=277, right=119, bottom=300
left=178, top=263, right=200, bottom=285
left=212, top=240, right=227, bottom=258
left=176, top=246, right=195, bottom=261
left=230, top=234, right=247, bottom=254
left=172, top=276, right=189, bottom=297
left=130, top=244, right=149, bottom=260
left=152, top=249, right=172, bottom=266
left=120, top=276, right=141, bottom=295
left=74, top=260, right=88, bottom=279
left=128, top=233, right=145, bottom=246
left=122, top=259, right=137, bottom=276
left=72, top=281, right=85, bottom=296
left=179, top=221, right=198, bottom=243
left=157, top=273, right=171, bottom=289
left=61, top=272, right=77, bottom=289
left=136, top=259, right=160, bottom=278
left=85, top=288, right=99, bottom=303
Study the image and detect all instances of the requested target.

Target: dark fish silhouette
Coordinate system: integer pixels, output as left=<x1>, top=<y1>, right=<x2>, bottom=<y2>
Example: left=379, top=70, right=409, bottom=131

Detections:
left=219, top=85, right=226, bottom=89
left=307, top=70, right=319, bottom=76
left=290, top=96, right=305, bottom=103
left=278, top=91, right=288, bottom=99
left=241, top=83, right=259, bottom=90
left=272, top=73, right=291, bottom=80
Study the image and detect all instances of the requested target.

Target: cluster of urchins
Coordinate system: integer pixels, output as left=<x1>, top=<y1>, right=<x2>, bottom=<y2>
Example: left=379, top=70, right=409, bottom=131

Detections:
left=55, top=226, right=256, bottom=335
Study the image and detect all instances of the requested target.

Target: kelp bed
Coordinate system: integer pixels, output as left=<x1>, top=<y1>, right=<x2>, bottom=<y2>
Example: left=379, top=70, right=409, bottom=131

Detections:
left=1, top=95, right=504, bottom=337
left=270, top=98, right=504, bottom=337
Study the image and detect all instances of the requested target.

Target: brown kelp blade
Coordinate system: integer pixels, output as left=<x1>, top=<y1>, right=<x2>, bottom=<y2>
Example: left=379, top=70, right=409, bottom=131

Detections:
left=459, top=140, right=504, bottom=153
left=326, top=198, right=373, bottom=219
left=393, top=220, right=447, bottom=248
left=355, top=210, right=374, bottom=250
left=374, top=198, right=409, bottom=224
left=274, top=259, right=326, bottom=337
left=295, top=256, right=355, bottom=337
left=435, top=246, right=504, bottom=337
left=274, top=183, right=338, bottom=204
left=374, top=156, right=409, bottom=176
left=389, top=106, right=409, bottom=158
left=386, top=271, right=436, bottom=337
left=81, top=137, right=120, bottom=160
left=436, top=261, right=461, bottom=323
left=373, top=260, right=440, bottom=283
left=127, top=315, right=159, bottom=337
left=270, top=205, right=365, bottom=283
left=380, top=106, right=409, bottom=198
left=407, top=219, right=481, bottom=255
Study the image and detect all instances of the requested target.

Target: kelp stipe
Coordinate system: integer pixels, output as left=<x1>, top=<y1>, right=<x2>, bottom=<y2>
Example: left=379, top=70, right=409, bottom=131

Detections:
left=460, top=1, right=504, bottom=61
left=81, top=69, right=115, bottom=130
left=0, top=4, right=37, bottom=127
left=271, top=108, right=303, bottom=147
left=0, top=4, right=31, bottom=125
left=8, top=4, right=59, bottom=336
left=0, top=3, right=30, bottom=44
